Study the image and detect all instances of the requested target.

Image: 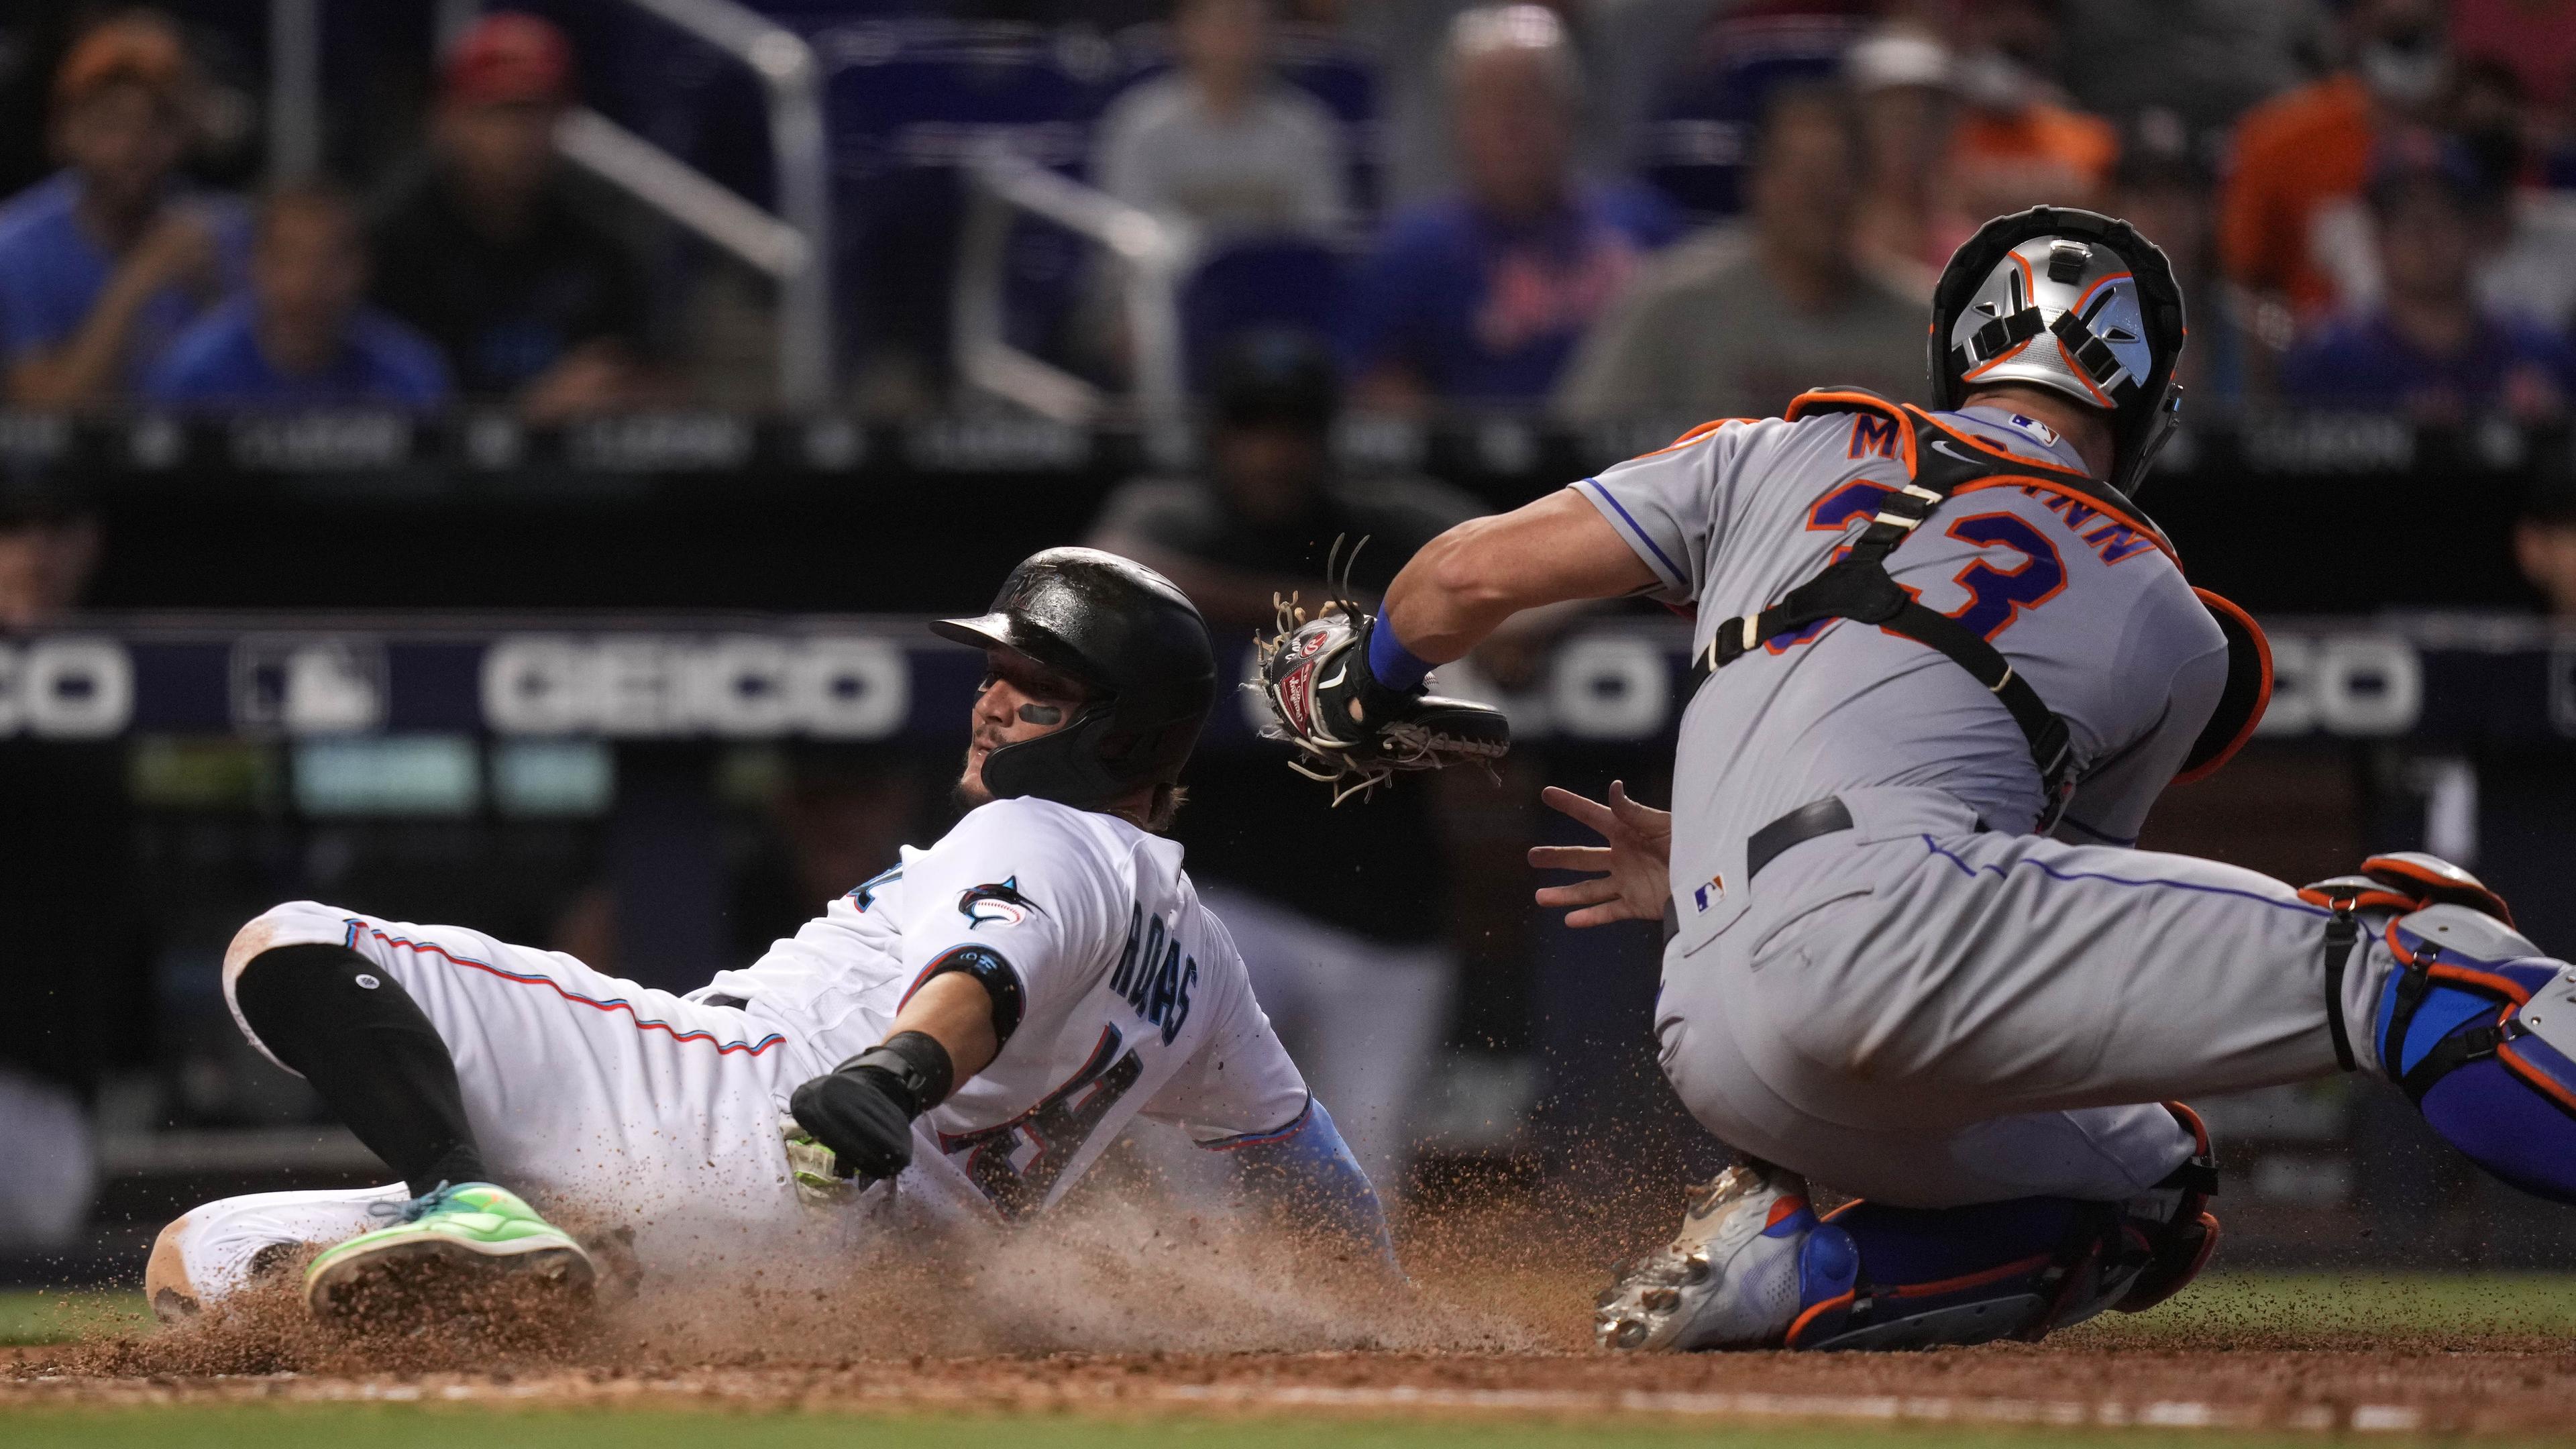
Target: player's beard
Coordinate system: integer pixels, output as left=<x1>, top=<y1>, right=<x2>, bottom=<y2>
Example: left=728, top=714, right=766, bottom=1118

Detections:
left=954, top=738, right=996, bottom=812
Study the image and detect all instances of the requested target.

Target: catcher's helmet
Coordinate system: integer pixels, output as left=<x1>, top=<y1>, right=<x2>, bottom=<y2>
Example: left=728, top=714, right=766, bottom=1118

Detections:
left=932, top=547, right=1218, bottom=809
left=1931, top=206, right=2187, bottom=498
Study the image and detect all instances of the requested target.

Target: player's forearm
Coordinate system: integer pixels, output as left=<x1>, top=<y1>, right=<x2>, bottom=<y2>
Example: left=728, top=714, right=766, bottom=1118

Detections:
left=1230, top=1098, right=1399, bottom=1275
left=1379, top=489, right=1656, bottom=667
left=886, top=969, right=1001, bottom=1080
left=788, top=970, right=1001, bottom=1187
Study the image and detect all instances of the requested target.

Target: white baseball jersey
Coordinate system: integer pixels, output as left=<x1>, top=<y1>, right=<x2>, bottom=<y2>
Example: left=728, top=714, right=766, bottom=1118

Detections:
left=186, top=797, right=1311, bottom=1302
left=700, top=795, right=1313, bottom=1218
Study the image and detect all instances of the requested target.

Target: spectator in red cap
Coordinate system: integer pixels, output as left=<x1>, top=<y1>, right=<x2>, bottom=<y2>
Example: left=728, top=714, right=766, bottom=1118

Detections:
left=366, top=13, right=657, bottom=418
left=0, top=11, right=251, bottom=408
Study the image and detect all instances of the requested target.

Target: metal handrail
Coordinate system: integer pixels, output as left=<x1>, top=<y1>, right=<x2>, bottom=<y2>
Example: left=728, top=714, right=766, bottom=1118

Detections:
left=555, top=108, right=810, bottom=282
left=267, top=0, right=322, bottom=179
left=266, top=0, right=836, bottom=408
left=615, top=0, right=834, bottom=408
left=955, top=150, right=1197, bottom=429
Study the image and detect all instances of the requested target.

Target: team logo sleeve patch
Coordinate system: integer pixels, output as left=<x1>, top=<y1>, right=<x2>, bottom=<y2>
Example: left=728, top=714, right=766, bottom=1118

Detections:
left=957, top=877, right=1044, bottom=930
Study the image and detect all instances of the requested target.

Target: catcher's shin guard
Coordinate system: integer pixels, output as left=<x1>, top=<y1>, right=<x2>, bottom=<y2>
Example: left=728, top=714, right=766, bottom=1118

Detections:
left=2303, top=854, right=2576, bottom=1201
left=2371, top=910, right=2576, bottom=1202
left=2113, top=1101, right=2221, bottom=1313
left=1780, top=1165, right=2213, bottom=1352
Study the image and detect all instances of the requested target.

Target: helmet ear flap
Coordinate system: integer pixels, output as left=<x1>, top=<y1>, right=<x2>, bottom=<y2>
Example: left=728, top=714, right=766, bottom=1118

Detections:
left=979, top=701, right=1126, bottom=806
left=936, top=547, right=1218, bottom=813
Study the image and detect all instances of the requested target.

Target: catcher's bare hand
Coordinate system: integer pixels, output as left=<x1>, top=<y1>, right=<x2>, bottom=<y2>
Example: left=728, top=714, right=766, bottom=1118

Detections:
left=1529, top=780, right=1672, bottom=928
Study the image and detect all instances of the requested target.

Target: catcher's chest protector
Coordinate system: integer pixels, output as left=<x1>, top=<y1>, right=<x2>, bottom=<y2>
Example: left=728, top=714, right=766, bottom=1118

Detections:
left=1690, top=390, right=2269, bottom=828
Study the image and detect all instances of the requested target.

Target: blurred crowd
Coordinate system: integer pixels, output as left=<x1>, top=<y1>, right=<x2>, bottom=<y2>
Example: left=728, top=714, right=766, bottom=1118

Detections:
left=0, top=11, right=656, bottom=418
left=1, top=0, right=2574, bottom=427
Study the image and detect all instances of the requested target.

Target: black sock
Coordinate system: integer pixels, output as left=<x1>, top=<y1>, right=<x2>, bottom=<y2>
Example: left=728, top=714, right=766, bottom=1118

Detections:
left=233, top=943, right=493, bottom=1198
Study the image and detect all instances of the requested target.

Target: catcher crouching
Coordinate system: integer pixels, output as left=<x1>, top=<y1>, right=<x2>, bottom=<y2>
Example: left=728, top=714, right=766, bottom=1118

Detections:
left=1263, top=208, right=2576, bottom=1356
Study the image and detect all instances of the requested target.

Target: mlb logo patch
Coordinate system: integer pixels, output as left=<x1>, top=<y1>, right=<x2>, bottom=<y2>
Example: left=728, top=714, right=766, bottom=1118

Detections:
left=1693, top=874, right=1725, bottom=912
left=2006, top=413, right=2061, bottom=447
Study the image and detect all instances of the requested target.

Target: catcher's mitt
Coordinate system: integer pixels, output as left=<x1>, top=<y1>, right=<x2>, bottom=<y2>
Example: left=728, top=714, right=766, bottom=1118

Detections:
left=1254, top=545, right=1509, bottom=804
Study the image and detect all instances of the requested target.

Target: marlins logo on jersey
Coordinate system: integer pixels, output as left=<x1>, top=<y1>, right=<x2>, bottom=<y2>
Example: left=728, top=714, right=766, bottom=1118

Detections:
left=958, top=877, right=1042, bottom=928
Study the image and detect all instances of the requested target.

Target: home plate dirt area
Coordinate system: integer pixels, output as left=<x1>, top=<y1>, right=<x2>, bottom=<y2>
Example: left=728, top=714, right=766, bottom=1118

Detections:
left=13, top=1235, right=2576, bottom=1442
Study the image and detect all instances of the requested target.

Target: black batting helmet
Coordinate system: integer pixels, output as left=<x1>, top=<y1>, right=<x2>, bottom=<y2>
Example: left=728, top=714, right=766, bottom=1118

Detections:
left=932, top=547, right=1218, bottom=809
left=1931, top=206, right=2188, bottom=499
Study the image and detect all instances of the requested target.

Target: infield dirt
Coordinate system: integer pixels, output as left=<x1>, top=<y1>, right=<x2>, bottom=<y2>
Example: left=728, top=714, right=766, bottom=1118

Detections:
left=11, top=1181, right=2576, bottom=1438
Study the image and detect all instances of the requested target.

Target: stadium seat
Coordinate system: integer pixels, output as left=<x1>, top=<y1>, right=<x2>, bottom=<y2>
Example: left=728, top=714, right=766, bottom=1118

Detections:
left=1638, top=8, right=1861, bottom=221
left=1179, top=236, right=1348, bottom=386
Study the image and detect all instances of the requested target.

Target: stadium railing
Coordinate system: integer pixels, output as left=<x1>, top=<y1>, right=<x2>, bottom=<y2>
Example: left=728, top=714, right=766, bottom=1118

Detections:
left=264, top=0, right=838, bottom=405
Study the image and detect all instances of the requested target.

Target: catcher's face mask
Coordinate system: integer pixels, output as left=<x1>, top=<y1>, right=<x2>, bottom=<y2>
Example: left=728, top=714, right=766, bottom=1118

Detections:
left=1949, top=237, right=2155, bottom=411
left=1930, top=206, right=2187, bottom=500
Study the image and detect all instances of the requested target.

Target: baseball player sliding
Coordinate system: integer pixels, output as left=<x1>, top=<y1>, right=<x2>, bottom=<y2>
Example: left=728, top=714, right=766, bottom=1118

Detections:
left=150, top=549, right=1393, bottom=1322
left=1259, top=206, right=2576, bottom=1352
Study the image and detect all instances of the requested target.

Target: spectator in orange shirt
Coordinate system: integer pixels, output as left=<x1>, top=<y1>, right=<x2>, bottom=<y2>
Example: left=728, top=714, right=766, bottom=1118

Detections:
left=1945, top=0, right=2118, bottom=222
left=2218, top=0, right=2451, bottom=323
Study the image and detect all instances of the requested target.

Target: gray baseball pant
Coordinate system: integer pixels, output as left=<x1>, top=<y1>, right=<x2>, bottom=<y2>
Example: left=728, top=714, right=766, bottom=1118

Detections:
left=1655, top=786, right=2395, bottom=1208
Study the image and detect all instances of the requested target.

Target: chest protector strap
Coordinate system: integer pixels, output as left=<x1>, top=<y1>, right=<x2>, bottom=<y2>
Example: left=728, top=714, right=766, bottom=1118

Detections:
left=1686, top=390, right=2178, bottom=831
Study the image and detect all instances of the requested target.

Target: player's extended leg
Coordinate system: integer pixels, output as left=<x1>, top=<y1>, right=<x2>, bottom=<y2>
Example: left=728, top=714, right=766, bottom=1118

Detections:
left=147, top=1181, right=651, bottom=1322
left=145, top=1183, right=411, bottom=1322
left=222, top=900, right=810, bottom=1315
left=224, top=928, right=597, bottom=1315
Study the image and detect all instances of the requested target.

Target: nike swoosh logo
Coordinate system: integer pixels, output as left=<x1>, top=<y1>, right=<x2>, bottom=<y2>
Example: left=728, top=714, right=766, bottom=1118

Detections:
left=1935, top=435, right=2069, bottom=473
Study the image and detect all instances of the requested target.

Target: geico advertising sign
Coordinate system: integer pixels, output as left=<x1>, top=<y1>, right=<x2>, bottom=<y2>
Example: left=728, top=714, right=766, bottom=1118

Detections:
left=2255, top=635, right=2422, bottom=737
left=0, top=629, right=2463, bottom=743
left=480, top=635, right=910, bottom=738
left=0, top=639, right=131, bottom=736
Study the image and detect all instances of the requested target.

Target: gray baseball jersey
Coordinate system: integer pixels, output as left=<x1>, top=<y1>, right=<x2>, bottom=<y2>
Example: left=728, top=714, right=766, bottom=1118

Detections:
left=1566, top=401, right=2424, bottom=1212
left=1574, top=403, right=2231, bottom=947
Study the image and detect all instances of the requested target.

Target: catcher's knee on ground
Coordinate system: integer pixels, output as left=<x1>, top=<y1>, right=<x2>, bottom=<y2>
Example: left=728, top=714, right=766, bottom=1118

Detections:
left=1779, top=1189, right=2210, bottom=1349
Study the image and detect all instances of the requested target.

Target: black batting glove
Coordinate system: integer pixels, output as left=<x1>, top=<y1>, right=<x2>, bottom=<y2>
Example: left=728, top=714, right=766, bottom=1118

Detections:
left=786, top=1030, right=957, bottom=1185
left=789, top=1067, right=917, bottom=1183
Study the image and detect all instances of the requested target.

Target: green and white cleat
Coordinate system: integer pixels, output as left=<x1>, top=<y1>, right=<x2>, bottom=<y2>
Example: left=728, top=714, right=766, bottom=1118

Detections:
left=303, top=1181, right=595, bottom=1320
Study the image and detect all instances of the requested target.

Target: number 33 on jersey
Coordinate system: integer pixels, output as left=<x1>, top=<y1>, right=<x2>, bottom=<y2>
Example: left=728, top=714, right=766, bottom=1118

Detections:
left=1573, top=389, right=2266, bottom=847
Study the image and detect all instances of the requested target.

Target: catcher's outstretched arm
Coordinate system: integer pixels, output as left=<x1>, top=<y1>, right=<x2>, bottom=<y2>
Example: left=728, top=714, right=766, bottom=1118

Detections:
left=1381, top=489, right=1658, bottom=669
